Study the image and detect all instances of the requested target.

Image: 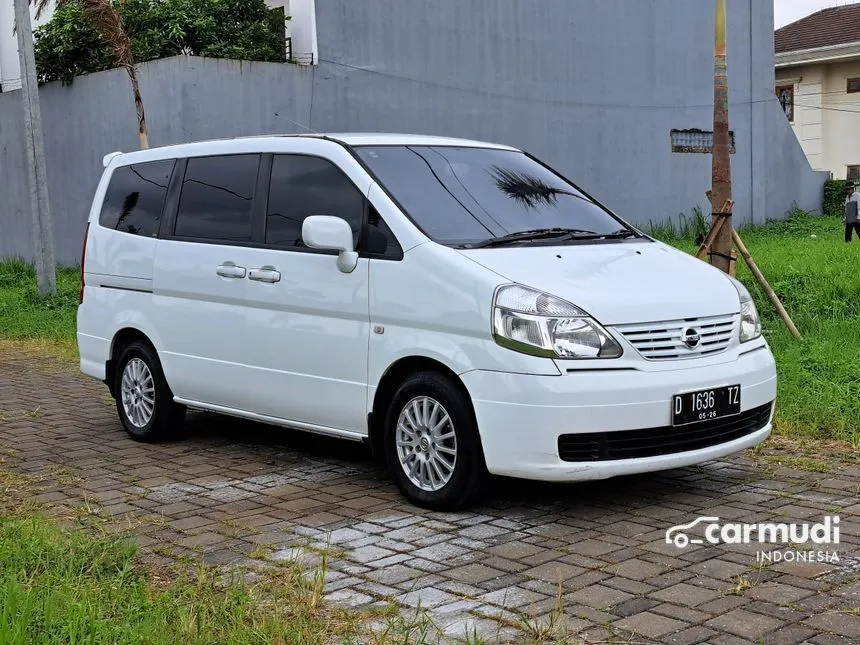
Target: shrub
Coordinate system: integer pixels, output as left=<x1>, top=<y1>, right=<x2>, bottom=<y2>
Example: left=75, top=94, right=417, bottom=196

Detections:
left=35, top=0, right=288, bottom=85
left=822, top=179, right=847, bottom=218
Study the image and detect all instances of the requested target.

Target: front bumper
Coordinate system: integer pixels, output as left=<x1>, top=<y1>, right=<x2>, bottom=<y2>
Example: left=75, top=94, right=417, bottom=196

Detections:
left=461, top=344, right=777, bottom=482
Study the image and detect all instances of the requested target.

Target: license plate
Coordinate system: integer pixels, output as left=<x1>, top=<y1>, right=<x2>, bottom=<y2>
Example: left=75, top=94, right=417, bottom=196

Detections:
left=672, top=385, right=741, bottom=426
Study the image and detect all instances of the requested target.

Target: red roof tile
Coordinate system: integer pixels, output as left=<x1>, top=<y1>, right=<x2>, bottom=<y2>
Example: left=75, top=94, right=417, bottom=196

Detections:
left=776, top=3, right=860, bottom=54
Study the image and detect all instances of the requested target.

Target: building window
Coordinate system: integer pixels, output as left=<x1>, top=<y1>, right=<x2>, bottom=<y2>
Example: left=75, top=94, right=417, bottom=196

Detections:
left=776, top=85, right=794, bottom=122
left=848, top=78, right=860, bottom=94
left=847, top=166, right=860, bottom=182
left=268, top=5, right=289, bottom=61
left=670, top=129, right=736, bottom=154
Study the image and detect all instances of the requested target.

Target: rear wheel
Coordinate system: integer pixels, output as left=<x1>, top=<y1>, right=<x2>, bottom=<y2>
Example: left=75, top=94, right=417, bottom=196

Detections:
left=384, top=372, right=486, bottom=510
left=114, top=341, right=185, bottom=442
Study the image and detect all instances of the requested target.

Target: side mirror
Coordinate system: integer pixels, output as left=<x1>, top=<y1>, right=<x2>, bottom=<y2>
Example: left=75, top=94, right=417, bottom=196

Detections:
left=302, top=216, right=359, bottom=273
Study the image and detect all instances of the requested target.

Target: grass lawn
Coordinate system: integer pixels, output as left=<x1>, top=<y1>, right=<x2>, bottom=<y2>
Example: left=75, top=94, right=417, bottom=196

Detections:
left=1, top=211, right=859, bottom=444
left=735, top=216, right=860, bottom=444
left=0, top=259, right=78, bottom=361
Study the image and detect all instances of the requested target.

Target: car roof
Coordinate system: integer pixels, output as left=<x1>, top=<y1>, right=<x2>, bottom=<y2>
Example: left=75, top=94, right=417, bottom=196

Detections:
left=104, top=133, right=520, bottom=167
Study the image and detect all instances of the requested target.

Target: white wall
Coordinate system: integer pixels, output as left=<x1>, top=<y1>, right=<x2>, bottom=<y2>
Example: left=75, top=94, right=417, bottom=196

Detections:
left=266, top=0, right=318, bottom=64
left=780, top=58, right=860, bottom=178
left=0, top=1, right=54, bottom=91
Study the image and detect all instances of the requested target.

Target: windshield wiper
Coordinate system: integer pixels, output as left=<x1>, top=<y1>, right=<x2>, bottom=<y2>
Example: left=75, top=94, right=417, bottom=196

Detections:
left=462, top=227, right=639, bottom=249
left=601, top=228, right=640, bottom=239
left=462, top=228, right=599, bottom=249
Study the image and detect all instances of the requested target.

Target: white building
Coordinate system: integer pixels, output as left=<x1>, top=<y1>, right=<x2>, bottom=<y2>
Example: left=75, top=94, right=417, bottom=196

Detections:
left=0, top=1, right=54, bottom=92
left=0, top=0, right=317, bottom=92
left=776, top=3, right=860, bottom=180
left=266, top=0, right=318, bottom=65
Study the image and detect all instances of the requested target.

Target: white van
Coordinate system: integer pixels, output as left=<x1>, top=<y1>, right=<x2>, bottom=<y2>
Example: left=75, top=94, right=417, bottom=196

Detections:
left=77, top=134, right=777, bottom=510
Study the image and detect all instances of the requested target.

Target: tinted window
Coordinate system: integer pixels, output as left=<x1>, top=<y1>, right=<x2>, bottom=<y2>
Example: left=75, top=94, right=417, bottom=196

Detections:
left=174, top=154, right=260, bottom=242
left=266, top=155, right=363, bottom=247
left=99, top=160, right=175, bottom=237
left=361, top=204, right=401, bottom=258
left=356, top=146, right=624, bottom=246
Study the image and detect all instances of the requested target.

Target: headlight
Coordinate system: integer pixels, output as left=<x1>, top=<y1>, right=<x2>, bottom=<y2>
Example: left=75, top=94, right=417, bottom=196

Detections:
left=728, top=276, right=762, bottom=343
left=492, top=285, right=622, bottom=359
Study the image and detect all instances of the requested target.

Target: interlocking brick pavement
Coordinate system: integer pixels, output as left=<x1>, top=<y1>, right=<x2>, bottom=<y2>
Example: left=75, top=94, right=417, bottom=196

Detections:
left=1, top=347, right=859, bottom=643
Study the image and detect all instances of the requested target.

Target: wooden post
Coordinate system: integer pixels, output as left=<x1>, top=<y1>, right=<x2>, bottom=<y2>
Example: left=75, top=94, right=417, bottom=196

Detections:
left=732, top=229, right=802, bottom=340
left=729, top=250, right=737, bottom=277
left=709, top=0, right=733, bottom=274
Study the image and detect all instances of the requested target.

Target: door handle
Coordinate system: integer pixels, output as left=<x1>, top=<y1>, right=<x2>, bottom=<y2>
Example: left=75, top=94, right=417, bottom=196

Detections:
left=216, top=263, right=246, bottom=279
left=248, top=267, right=281, bottom=283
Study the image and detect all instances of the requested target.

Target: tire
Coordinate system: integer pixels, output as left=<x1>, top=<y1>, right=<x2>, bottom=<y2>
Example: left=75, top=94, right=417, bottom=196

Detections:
left=114, top=340, right=186, bottom=442
left=383, top=371, right=487, bottom=510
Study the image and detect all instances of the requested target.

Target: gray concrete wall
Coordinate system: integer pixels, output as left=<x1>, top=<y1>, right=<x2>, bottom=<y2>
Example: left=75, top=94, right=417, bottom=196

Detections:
left=0, top=0, right=826, bottom=265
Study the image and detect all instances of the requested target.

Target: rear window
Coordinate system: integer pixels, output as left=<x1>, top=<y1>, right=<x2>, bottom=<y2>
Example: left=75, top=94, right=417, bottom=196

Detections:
left=99, top=160, right=175, bottom=237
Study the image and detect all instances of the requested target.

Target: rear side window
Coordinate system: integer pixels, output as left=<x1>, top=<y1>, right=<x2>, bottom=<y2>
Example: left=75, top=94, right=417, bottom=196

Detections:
left=99, top=160, right=175, bottom=237
left=174, top=154, right=260, bottom=242
left=265, top=155, right=363, bottom=247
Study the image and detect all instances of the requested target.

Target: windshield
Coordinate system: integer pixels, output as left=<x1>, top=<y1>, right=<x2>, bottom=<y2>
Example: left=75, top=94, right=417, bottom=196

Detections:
left=355, top=146, right=630, bottom=247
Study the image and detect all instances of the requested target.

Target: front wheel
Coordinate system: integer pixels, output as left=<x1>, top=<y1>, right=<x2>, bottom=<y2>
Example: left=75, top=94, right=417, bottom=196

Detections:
left=384, top=372, right=486, bottom=510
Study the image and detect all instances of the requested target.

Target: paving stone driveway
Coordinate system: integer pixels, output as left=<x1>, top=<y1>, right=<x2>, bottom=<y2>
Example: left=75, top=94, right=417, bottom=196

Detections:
left=1, top=348, right=859, bottom=644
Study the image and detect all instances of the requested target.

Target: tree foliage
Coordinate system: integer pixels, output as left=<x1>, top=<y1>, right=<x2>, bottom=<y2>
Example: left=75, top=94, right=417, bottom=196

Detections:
left=34, top=0, right=287, bottom=84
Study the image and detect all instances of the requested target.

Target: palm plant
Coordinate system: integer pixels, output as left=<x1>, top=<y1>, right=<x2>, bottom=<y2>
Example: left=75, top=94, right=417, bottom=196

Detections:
left=489, top=166, right=574, bottom=210
left=33, top=0, right=149, bottom=149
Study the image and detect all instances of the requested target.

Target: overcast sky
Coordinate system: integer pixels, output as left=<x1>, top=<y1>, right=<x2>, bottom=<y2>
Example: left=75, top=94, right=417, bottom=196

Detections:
left=775, top=0, right=858, bottom=28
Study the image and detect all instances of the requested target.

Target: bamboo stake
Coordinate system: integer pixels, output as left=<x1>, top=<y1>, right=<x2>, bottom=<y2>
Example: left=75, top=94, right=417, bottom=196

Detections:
left=696, top=216, right=726, bottom=260
left=696, top=200, right=733, bottom=260
left=732, top=229, right=802, bottom=340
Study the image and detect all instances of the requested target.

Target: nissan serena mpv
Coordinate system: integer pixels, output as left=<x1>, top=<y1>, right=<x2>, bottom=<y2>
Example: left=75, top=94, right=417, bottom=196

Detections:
left=77, top=134, right=777, bottom=510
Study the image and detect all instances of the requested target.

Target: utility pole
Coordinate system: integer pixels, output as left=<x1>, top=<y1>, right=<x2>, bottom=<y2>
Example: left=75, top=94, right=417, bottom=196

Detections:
left=709, top=0, right=733, bottom=274
left=14, top=0, right=55, bottom=294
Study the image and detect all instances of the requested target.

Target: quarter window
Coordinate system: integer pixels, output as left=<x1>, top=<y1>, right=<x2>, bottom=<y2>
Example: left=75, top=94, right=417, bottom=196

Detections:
left=99, top=160, right=175, bottom=237
left=265, top=155, right=364, bottom=248
left=174, top=154, right=260, bottom=242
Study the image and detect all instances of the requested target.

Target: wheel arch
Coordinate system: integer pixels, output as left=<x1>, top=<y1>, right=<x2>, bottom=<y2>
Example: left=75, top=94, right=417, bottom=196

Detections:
left=105, top=327, right=156, bottom=397
left=367, top=355, right=476, bottom=460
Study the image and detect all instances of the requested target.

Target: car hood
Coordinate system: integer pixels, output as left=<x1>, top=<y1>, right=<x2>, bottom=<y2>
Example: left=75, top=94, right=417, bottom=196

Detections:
left=458, top=241, right=740, bottom=325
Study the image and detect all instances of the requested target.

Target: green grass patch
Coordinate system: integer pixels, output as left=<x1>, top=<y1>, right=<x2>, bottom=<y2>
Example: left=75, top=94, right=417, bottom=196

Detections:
left=0, top=259, right=78, bottom=346
left=2, top=210, right=859, bottom=443
left=0, top=507, right=365, bottom=643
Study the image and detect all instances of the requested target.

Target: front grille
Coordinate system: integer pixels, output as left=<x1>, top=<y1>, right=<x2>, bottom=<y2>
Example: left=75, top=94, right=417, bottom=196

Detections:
left=614, top=314, right=737, bottom=360
left=557, top=403, right=772, bottom=462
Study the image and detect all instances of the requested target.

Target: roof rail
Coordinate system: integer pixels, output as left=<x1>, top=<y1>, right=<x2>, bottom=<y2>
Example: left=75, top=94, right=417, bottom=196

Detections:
left=102, top=151, right=123, bottom=168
